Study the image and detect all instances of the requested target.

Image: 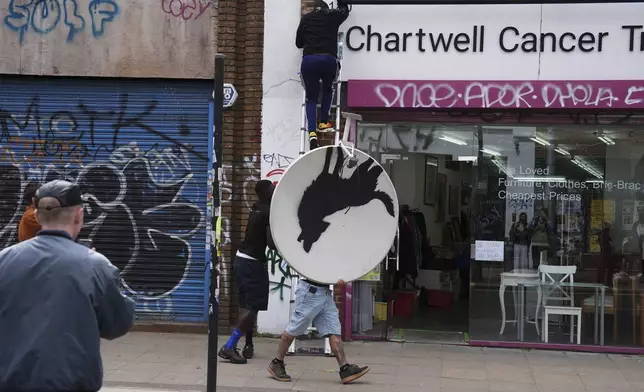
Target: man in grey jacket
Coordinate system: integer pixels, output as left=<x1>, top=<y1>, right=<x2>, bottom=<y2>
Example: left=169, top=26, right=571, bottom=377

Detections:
left=0, top=179, right=136, bottom=392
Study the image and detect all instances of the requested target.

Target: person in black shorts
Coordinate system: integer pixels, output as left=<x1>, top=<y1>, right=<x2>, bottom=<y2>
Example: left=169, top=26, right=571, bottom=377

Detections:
left=219, top=180, right=276, bottom=364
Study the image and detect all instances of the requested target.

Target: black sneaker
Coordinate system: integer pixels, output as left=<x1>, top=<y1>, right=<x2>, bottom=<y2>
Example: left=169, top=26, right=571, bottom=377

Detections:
left=309, top=132, right=319, bottom=150
left=340, top=364, right=370, bottom=384
left=218, top=345, right=247, bottom=364
left=268, top=358, right=291, bottom=382
left=242, top=344, right=254, bottom=359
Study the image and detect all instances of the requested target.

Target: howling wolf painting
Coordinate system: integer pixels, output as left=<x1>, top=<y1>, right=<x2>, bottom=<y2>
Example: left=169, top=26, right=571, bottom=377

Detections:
left=296, top=146, right=396, bottom=253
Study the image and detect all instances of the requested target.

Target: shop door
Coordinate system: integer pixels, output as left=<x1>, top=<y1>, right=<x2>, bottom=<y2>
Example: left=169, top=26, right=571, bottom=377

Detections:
left=351, top=123, right=481, bottom=343
left=0, top=77, right=212, bottom=323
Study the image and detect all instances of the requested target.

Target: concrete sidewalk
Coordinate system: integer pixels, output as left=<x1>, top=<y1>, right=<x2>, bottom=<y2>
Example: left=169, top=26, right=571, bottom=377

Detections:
left=101, top=332, right=644, bottom=392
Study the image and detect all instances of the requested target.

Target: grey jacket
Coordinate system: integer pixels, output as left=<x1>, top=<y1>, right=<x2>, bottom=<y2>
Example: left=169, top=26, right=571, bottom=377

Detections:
left=0, top=230, right=136, bottom=391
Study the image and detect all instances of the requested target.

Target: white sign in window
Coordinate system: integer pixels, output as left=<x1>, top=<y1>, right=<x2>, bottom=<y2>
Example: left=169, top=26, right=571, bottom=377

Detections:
left=475, top=240, right=504, bottom=262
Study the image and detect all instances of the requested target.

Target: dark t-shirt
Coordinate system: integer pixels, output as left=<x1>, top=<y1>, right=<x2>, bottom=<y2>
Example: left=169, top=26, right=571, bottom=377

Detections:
left=237, top=202, right=276, bottom=262
left=296, top=5, right=350, bottom=57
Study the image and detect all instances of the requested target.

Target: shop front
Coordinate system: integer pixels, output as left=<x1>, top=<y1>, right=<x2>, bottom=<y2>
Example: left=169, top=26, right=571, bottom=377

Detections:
left=338, top=2, right=644, bottom=352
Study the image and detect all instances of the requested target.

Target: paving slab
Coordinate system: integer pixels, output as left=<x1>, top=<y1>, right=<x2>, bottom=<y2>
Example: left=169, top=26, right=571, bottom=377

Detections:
left=99, top=332, right=644, bottom=392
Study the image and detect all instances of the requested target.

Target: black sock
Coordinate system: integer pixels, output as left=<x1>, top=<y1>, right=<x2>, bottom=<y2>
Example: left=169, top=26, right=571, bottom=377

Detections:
left=272, top=358, right=284, bottom=364
left=245, top=331, right=253, bottom=347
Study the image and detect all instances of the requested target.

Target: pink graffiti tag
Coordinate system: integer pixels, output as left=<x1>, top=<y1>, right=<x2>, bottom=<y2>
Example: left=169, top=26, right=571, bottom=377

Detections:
left=161, top=0, right=209, bottom=21
left=266, top=169, right=285, bottom=186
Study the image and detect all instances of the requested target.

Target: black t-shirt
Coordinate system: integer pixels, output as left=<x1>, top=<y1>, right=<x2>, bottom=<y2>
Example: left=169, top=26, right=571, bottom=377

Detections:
left=296, top=5, right=350, bottom=57
left=237, top=202, right=276, bottom=262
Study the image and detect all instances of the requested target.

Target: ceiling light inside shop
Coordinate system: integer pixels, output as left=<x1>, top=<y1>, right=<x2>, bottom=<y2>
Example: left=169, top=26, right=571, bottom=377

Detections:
left=530, top=136, right=551, bottom=146
left=598, top=135, right=615, bottom=145
left=514, top=176, right=567, bottom=182
left=554, top=147, right=571, bottom=156
left=481, top=148, right=501, bottom=156
left=457, top=156, right=477, bottom=162
left=492, top=159, right=512, bottom=177
left=572, top=159, right=604, bottom=179
left=439, top=135, right=467, bottom=146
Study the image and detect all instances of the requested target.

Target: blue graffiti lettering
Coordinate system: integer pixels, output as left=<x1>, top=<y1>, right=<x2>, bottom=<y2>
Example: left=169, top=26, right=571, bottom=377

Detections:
left=63, top=0, right=85, bottom=41
left=88, top=0, right=118, bottom=37
left=31, top=0, right=61, bottom=34
left=4, top=0, right=33, bottom=44
left=3, top=0, right=119, bottom=44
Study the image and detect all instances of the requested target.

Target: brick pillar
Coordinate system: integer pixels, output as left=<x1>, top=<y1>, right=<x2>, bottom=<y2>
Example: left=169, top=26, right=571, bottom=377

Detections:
left=216, top=0, right=264, bottom=334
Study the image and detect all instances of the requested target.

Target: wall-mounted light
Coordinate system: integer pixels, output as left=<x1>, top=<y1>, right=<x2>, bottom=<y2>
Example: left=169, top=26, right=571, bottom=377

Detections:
left=530, top=136, right=551, bottom=146
left=439, top=135, right=467, bottom=146
left=481, top=148, right=501, bottom=156
left=598, top=135, right=615, bottom=145
left=554, top=147, right=571, bottom=156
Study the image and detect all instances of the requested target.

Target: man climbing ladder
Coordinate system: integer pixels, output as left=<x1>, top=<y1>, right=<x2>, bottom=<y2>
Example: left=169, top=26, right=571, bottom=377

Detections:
left=296, top=0, right=350, bottom=151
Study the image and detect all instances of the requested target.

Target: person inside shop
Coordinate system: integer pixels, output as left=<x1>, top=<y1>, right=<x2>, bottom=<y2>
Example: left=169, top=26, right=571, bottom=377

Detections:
left=631, top=209, right=644, bottom=270
left=218, top=180, right=277, bottom=364
left=530, top=208, right=551, bottom=268
left=597, top=221, right=615, bottom=285
left=267, top=279, right=370, bottom=384
left=0, top=180, right=135, bottom=391
left=295, top=0, right=350, bottom=151
left=17, top=182, right=41, bottom=242
left=510, top=212, right=531, bottom=270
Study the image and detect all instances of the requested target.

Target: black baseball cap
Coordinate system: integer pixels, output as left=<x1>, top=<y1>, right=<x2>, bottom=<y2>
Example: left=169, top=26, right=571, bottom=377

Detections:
left=34, top=180, right=83, bottom=210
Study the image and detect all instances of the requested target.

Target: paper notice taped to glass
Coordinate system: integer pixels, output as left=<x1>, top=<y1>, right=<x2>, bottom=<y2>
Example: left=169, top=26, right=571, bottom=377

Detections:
left=475, top=240, right=504, bottom=262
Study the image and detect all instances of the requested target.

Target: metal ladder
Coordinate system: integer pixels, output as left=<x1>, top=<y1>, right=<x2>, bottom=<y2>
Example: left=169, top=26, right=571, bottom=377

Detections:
left=289, top=29, right=364, bottom=356
left=299, top=32, right=345, bottom=156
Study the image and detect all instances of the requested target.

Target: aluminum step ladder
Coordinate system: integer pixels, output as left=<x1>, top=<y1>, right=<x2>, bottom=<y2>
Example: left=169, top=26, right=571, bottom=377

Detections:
left=289, top=27, right=364, bottom=356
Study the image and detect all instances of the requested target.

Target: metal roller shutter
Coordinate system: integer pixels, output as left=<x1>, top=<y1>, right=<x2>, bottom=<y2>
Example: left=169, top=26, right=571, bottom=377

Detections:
left=0, top=76, right=212, bottom=323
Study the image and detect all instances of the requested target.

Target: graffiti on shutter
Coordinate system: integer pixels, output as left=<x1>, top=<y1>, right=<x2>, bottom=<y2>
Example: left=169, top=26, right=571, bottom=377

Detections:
left=0, top=92, right=207, bottom=321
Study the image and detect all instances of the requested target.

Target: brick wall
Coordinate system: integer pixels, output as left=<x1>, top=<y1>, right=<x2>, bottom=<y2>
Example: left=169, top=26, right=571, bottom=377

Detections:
left=216, top=0, right=264, bottom=334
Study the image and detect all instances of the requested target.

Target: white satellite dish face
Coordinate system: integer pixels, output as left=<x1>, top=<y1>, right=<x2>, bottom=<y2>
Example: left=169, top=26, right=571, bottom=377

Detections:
left=270, top=145, right=399, bottom=284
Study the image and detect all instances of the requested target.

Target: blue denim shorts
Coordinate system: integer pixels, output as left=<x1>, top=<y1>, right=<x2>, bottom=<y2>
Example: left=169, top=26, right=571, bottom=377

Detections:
left=285, top=280, right=341, bottom=337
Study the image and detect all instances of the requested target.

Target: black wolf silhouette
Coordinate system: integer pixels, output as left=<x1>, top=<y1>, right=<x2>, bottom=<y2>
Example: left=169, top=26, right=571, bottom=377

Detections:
left=296, top=146, right=395, bottom=253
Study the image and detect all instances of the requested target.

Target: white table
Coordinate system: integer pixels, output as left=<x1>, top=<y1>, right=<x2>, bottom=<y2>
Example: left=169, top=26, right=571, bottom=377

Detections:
left=499, top=269, right=541, bottom=336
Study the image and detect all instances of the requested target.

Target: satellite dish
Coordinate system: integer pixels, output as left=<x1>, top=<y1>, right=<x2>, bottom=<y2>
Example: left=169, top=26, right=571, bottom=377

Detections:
left=270, top=145, right=399, bottom=284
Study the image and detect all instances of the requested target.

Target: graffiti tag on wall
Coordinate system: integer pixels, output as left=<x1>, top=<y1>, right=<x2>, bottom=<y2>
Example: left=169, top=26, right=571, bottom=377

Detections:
left=4, top=0, right=120, bottom=44
left=161, top=0, right=209, bottom=21
left=0, top=90, right=208, bottom=320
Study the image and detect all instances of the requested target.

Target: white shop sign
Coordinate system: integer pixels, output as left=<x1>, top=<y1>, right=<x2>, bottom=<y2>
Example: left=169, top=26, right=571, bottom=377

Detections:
left=339, top=3, right=644, bottom=81
left=475, top=240, right=505, bottom=262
